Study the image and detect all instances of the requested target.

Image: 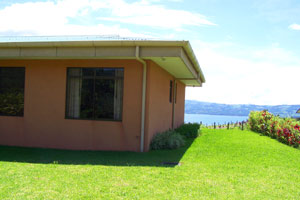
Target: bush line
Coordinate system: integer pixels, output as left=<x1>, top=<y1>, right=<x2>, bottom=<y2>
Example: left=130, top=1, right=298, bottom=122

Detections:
left=150, top=123, right=200, bottom=150
left=248, top=110, right=300, bottom=148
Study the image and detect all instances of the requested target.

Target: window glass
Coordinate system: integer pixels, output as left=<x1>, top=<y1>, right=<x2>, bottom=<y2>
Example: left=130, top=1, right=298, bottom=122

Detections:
left=94, top=79, right=114, bottom=119
left=0, top=67, right=25, bottom=116
left=82, top=68, right=94, bottom=77
left=66, top=68, right=123, bottom=121
left=80, top=78, right=94, bottom=119
left=95, top=68, right=115, bottom=77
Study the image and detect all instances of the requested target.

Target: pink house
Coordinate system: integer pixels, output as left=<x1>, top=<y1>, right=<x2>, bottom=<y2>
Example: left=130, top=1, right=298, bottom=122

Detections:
left=0, top=39, right=205, bottom=152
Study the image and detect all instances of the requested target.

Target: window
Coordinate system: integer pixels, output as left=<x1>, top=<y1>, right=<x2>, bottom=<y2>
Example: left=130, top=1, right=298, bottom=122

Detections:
left=0, top=67, right=25, bottom=116
left=66, top=68, right=124, bottom=121
left=169, top=80, right=173, bottom=103
left=175, top=82, right=177, bottom=104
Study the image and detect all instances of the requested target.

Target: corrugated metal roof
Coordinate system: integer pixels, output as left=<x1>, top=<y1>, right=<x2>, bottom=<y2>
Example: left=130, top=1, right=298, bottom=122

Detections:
left=0, top=35, right=153, bottom=42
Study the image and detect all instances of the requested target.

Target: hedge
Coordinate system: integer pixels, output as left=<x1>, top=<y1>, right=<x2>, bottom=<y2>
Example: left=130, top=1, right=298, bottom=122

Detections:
left=248, top=110, right=300, bottom=148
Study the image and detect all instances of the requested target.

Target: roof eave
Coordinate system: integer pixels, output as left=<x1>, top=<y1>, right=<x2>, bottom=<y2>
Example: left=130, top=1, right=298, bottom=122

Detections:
left=0, top=40, right=205, bottom=85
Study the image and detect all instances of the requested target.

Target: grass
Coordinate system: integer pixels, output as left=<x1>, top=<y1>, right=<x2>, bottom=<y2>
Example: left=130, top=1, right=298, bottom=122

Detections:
left=1, top=129, right=300, bottom=199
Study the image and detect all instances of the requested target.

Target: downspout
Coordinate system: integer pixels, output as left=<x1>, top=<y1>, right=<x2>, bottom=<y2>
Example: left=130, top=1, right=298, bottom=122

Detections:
left=135, top=46, right=147, bottom=152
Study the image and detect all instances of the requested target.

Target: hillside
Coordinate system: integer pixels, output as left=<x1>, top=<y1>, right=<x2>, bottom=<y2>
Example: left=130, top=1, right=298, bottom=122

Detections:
left=185, top=100, right=300, bottom=117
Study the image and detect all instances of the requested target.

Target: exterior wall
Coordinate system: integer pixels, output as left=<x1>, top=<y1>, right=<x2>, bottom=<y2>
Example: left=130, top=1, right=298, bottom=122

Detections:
left=174, top=80, right=185, bottom=128
left=144, top=61, right=186, bottom=151
left=0, top=59, right=186, bottom=152
left=0, top=59, right=143, bottom=151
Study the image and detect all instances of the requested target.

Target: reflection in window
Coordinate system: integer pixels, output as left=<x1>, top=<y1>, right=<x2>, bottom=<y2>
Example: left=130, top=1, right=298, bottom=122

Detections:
left=66, top=68, right=124, bottom=121
left=0, top=67, right=25, bottom=116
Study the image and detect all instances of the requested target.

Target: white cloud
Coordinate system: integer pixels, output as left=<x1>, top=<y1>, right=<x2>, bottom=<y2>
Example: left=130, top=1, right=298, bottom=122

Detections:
left=186, top=41, right=300, bottom=105
left=0, top=0, right=145, bottom=37
left=0, top=0, right=215, bottom=36
left=251, top=44, right=300, bottom=66
left=289, top=23, right=300, bottom=30
left=98, top=0, right=215, bottom=29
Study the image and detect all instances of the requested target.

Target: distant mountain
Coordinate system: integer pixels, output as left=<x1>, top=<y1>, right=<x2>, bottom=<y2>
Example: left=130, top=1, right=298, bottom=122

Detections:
left=185, top=100, right=300, bottom=117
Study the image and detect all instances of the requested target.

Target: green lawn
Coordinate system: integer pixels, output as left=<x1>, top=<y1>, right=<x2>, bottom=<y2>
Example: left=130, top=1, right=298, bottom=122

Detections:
left=1, top=129, right=300, bottom=199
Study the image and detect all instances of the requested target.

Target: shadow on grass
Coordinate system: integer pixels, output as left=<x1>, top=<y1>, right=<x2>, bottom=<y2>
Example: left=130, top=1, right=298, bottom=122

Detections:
left=0, top=139, right=195, bottom=167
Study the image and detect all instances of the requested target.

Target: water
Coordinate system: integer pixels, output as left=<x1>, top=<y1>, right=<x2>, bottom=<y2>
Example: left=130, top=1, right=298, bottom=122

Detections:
left=185, top=114, right=248, bottom=125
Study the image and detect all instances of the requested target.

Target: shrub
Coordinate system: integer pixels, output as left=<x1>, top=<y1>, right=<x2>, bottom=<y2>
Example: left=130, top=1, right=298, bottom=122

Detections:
left=248, top=110, right=273, bottom=135
left=276, top=118, right=300, bottom=148
left=175, top=123, right=200, bottom=139
left=150, top=130, right=185, bottom=150
left=248, top=110, right=300, bottom=148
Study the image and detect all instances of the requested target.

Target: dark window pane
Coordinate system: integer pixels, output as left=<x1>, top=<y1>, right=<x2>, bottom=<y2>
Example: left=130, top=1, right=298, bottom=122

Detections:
left=66, top=67, right=124, bottom=121
left=96, top=68, right=115, bottom=77
left=94, top=79, right=114, bottom=119
left=80, top=79, right=94, bottom=119
left=82, top=68, right=94, bottom=76
left=0, top=67, right=25, bottom=116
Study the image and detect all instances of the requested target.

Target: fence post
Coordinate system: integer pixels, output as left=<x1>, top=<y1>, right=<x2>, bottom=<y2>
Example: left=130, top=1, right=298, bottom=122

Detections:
left=214, top=122, right=216, bottom=129
left=227, top=122, right=229, bottom=130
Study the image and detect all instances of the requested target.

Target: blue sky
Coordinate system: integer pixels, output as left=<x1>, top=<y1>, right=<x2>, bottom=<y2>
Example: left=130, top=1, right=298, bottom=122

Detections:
left=0, top=0, right=299, bottom=105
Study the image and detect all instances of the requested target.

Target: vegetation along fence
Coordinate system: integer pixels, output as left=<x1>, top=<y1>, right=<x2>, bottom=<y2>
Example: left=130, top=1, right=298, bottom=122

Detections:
left=202, top=121, right=247, bottom=130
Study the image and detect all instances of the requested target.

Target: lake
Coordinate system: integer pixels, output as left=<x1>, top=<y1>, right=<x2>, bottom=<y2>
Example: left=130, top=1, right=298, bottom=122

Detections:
left=185, top=114, right=248, bottom=125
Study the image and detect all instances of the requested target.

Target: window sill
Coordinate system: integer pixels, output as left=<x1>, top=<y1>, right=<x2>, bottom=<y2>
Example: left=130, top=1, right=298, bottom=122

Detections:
left=65, top=117, right=122, bottom=122
left=0, top=115, right=24, bottom=117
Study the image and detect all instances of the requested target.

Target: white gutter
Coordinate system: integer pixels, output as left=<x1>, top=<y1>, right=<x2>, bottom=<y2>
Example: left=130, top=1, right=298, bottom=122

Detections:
left=135, top=46, right=147, bottom=152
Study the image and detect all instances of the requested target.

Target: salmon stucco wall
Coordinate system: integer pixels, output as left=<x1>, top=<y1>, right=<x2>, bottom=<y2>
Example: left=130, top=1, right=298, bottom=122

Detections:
left=144, top=60, right=185, bottom=151
left=0, top=59, right=143, bottom=151
left=174, top=80, right=185, bottom=128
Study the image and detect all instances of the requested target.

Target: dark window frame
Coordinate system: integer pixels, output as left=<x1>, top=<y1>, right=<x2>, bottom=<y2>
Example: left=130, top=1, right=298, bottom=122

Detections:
left=0, top=67, right=25, bottom=117
left=65, top=67, right=124, bottom=121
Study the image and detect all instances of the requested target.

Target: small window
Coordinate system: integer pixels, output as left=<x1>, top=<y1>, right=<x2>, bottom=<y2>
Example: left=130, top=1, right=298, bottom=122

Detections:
left=0, top=67, right=25, bottom=116
left=169, top=80, right=173, bottom=103
left=66, top=68, right=124, bottom=121
left=175, top=82, right=177, bottom=104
